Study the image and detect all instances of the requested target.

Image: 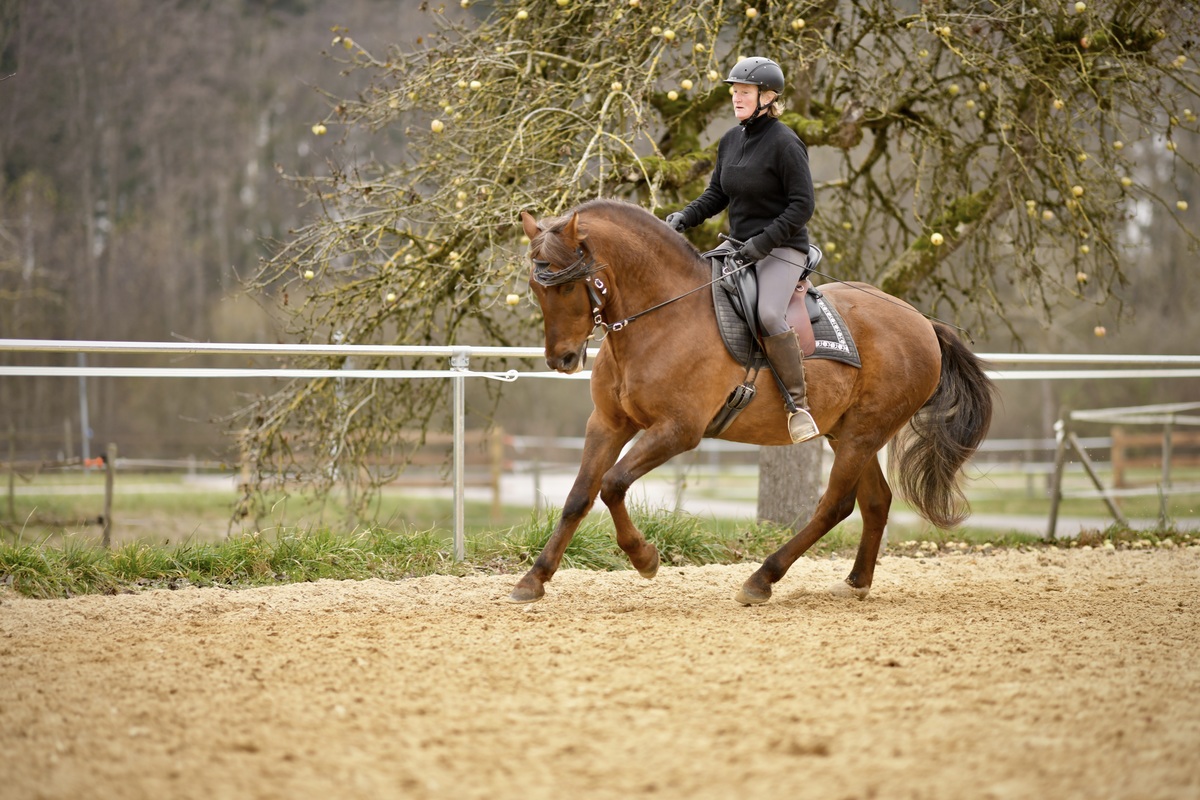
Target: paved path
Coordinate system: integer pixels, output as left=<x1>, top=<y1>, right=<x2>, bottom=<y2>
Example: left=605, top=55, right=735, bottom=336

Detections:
left=467, top=471, right=1200, bottom=539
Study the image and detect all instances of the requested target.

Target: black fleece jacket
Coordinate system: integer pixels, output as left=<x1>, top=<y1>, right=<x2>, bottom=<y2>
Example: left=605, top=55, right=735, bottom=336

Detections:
left=679, top=115, right=814, bottom=254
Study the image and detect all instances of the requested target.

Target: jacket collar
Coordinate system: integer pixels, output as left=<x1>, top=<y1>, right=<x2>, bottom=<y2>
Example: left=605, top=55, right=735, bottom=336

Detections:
left=740, top=112, right=776, bottom=133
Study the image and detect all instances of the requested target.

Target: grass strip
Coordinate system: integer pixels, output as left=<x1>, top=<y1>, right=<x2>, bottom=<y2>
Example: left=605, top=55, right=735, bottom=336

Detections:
left=1, top=510, right=1194, bottom=600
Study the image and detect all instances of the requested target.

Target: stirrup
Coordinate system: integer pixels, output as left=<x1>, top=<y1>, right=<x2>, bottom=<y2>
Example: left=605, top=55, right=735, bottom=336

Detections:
left=787, top=408, right=821, bottom=443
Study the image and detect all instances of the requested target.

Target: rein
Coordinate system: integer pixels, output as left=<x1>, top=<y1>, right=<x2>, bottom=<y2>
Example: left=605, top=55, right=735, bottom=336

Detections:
left=532, top=245, right=751, bottom=337
left=534, top=228, right=971, bottom=340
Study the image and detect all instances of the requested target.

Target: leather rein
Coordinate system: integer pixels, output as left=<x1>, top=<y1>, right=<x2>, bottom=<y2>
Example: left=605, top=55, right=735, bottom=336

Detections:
left=531, top=244, right=749, bottom=338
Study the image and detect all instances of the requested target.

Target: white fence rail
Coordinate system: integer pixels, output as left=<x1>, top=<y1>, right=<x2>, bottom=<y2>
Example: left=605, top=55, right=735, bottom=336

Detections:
left=3, top=338, right=1200, bottom=557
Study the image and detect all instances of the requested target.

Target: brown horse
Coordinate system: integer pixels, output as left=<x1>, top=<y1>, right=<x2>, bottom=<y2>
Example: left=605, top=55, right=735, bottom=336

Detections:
left=514, top=199, right=994, bottom=605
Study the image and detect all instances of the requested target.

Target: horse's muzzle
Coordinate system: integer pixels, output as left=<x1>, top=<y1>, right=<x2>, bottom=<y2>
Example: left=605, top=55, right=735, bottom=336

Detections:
left=547, top=342, right=588, bottom=374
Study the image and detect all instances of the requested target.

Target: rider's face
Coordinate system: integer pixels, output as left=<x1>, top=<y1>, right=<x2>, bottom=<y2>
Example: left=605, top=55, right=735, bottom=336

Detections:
left=731, top=84, right=757, bottom=121
left=731, top=83, right=775, bottom=121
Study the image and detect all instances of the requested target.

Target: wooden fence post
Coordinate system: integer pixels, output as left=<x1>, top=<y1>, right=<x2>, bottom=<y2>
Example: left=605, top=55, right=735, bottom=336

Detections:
left=102, top=443, right=117, bottom=548
left=1046, top=414, right=1070, bottom=540
left=532, top=457, right=543, bottom=516
left=6, top=424, right=14, bottom=522
left=1067, top=430, right=1127, bottom=526
left=1111, top=426, right=1126, bottom=488
left=237, top=429, right=252, bottom=495
left=1161, top=419, right=1174, bottom=525
left=489, top=427, right=504, bottom=522
left=1162, top=419, right=1174, bottom=490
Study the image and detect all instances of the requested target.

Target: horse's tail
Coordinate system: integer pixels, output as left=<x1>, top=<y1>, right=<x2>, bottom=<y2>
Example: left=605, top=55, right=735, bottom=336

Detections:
left=889, top=322, right=995, bottom=529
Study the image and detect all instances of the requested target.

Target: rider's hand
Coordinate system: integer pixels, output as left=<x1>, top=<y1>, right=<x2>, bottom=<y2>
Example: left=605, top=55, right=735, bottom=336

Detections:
left=736, top=237, right=770, bottom=263
left=665, top=212, right=686, bottom=232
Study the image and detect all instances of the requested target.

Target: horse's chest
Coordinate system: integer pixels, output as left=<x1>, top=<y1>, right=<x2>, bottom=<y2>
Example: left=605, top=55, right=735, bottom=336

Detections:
left=601, top=352, right=728, bottom=431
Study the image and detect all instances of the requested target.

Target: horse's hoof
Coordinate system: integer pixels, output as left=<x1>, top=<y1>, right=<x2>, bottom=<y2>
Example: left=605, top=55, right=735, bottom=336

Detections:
left=829, top=579, right=870, bottom=601
left=508, top=580, right=545, bottom=604
left=635, top=545, right=660, bottom=580
left=734, top=580, right=772, bottom=606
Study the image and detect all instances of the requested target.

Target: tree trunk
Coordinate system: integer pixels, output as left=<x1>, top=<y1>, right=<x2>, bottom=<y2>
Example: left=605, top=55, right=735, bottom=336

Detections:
left=757, top=440, right=823, bottom=529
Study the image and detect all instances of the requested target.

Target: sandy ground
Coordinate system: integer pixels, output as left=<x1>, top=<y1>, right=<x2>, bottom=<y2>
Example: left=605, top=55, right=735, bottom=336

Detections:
left=2, top=548, right=1199, bottom=800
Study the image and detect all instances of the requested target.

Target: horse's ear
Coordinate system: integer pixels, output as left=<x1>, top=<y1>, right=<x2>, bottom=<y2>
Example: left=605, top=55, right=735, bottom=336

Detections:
left=520, top=211, right=540, bottom=242
left=560, top=212, right=580, bottom=246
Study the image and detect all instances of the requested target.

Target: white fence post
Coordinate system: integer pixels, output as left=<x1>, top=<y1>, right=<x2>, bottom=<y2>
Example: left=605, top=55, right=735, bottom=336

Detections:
left=451, top=347, right=470, bottom=562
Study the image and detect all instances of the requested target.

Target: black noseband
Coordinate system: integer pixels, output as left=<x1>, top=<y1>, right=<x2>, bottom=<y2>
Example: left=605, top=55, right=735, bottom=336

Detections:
left=531, top=247, right=600, bottom=287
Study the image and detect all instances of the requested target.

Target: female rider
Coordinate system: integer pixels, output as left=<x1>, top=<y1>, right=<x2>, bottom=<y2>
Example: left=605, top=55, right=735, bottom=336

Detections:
left=666, top=56, right=819, bottom=444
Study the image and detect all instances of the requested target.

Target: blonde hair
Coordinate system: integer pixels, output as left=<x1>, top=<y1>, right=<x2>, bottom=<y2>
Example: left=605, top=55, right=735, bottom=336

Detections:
left=761, top=90, right=783, bottom=118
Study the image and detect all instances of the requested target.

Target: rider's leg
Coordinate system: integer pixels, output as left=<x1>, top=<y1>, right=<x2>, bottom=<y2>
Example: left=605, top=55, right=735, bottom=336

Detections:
left=756, top=248, right=820, bottom=444
left=754, top=247, right=806, bottom=336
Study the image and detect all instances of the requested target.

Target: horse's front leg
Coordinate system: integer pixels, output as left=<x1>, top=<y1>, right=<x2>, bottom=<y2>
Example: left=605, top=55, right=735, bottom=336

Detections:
left=508, top=416, right=635, bottom=603
left=600, top=421, right=703, bottom=581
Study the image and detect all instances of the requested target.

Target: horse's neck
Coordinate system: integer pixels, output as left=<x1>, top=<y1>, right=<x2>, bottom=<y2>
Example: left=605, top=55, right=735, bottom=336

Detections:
left=593, top=244, right=711, bottom=341
left=599, top=243, right=704, bottom=307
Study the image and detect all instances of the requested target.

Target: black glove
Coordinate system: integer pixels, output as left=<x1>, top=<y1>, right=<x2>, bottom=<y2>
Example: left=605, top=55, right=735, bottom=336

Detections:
left=665, top=212, right=686, bottom=232
left=736, top=237, right=770, bottom=264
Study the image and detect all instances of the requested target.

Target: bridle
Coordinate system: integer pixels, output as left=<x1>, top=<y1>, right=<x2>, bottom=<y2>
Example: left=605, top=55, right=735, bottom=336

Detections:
left=530, top=246, right=619, bottom=333
left=530, top=247, right=601, bottom=287
left=531, top=240, right=750, bottom=338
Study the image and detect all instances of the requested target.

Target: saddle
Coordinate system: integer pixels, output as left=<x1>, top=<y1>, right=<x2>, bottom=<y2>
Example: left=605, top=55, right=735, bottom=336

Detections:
left=704, top=245, right=862, bottom=370
left=701, top=244, right=861, bottom=438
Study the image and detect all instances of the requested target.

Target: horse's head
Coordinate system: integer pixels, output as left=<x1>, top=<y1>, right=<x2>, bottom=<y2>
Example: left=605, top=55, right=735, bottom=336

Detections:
left=521, top=209, right=601, bottom=374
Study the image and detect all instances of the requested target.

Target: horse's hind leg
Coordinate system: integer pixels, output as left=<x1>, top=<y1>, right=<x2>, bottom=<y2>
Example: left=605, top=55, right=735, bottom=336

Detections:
left=736, top=442, right=875, bottom=605
left=509, top=416, right=635, bottom=603
left=830, top=454, right=890, bottom=600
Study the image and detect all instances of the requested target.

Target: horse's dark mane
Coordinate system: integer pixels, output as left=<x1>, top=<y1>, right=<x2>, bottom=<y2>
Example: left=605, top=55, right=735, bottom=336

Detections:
left=531, top=199, right=705, bottom=279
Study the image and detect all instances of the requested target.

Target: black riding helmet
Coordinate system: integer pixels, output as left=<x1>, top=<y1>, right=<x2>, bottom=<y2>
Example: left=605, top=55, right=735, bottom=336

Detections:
left=723, top=57, right=785, bottom=94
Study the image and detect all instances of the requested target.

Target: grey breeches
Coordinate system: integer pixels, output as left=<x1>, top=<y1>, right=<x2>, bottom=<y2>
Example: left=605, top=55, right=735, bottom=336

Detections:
left=754, top=246, right=807, bottom=335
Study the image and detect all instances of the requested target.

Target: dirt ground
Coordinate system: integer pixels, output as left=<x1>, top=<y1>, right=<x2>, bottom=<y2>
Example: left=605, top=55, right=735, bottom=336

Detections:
left=2, top=547, right=1199, bottom=800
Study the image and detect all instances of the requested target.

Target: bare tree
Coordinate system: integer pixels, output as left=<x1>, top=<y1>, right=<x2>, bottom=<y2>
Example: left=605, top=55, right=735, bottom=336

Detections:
left=0, top=0, right=403, bottom=459
left=216, top=2, right=1200, bottom=516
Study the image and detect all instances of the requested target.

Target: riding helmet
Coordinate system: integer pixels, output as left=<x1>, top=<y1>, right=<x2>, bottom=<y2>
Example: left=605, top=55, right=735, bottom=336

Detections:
left=723, top=57, right=785, bottom=94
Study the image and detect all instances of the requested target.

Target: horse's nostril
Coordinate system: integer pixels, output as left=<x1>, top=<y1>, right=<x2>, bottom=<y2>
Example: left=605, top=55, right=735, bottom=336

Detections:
left=547, top=350, right=578, bottom=373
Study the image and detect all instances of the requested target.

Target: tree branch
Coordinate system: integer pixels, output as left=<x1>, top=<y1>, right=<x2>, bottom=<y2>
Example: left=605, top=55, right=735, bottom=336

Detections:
left=878, top=187, right=1014, bottom=298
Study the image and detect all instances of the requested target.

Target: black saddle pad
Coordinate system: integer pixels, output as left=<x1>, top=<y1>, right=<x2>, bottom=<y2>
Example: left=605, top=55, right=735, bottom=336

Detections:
left=807, top=291, right=862, bottom=366
left=709, top=255, right=861, bottom=370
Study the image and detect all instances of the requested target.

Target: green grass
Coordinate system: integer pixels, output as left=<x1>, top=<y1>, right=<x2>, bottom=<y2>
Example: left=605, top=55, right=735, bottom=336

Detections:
left=7, top=504, right=1193, bottom=600
left=0, top=526, right=462, bottom=599
left=3, top=467, right=1198, bottom=599
left=0, top=499, right=903, bottom=599
left=0, top=510, right=703, bottom=598
left=3, top=477, right=539, bottom=546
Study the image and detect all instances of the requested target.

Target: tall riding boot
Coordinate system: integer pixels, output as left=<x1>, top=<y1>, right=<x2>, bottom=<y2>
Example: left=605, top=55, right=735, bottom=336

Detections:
left=761, top=329, right=821, bottom=443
